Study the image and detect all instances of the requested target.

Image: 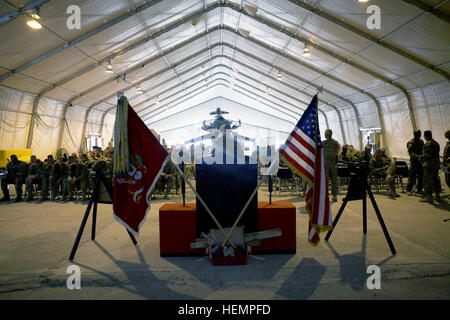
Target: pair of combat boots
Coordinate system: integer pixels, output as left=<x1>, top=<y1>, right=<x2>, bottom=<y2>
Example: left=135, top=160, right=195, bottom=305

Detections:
left=419, top=193, right=443, bottom=203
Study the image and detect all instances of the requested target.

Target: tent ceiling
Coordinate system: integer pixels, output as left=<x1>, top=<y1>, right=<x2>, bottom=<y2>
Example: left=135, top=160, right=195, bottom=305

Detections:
left=0, top=0, right=448, bottom=126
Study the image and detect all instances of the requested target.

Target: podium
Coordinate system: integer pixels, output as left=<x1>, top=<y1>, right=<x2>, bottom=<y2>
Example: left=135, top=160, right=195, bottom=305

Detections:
left=195, top=157, right=258, bottom=236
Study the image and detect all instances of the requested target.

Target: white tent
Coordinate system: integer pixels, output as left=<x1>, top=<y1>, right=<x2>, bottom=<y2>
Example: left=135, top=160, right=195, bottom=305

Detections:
left=0, top=0, right=448, bottom=159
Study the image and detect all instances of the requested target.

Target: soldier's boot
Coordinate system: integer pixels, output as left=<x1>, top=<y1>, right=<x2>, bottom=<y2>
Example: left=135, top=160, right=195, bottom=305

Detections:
left=81, top=191, right=87, bottom=202
left=420, top=194, right=433, bottom=203
left=1, top=182, right=10, bottom=201
left=15, top=185, right=23, bottom=202
left=50, top=190, right=55, bottom=201
left=435, top=193, right=444, bottom=203
left=332, top=195, right=337, bottom=202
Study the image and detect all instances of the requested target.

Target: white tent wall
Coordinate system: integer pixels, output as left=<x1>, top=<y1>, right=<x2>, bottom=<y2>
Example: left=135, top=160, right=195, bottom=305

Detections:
left=30, top=97, right=65, bottom=158
left=323, top=109, right=344, bottom=147
left=0, top=86, right=33, bottom=150
left=61, top=105, right=88, bottom=155
left=150, top=95, right=298, bottom=147
left=411, top=81, right=450, bottom=153
left=101, top=112, right=116, bottom=147
left=379, top=93, right=413, bottom=159
left=340, top=107, right=359, bottom=149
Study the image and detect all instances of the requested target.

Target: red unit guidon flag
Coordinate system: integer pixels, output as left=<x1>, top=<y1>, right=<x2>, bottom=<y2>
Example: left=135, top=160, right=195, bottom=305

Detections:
left=279, top=95, right=333, bottom=246
left=112, top=96, right=169, bottom=236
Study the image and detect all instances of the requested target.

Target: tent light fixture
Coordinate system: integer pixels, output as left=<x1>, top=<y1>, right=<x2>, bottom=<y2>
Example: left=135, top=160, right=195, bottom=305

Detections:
left=155, top=96, right=160, bottom=104
left=277, top=72, right=282, bottom=81
left=105, top=60, right=113, bottom=73
left=303, top=44, right=311, bottom=57
left=137, top=86, right=143, bottom=93
left=27, top=18, right=42, bottom=29
left=26, top=8, right=42, bottom=29
left=30, top=8, right=41, bottom=20
left=358, top=0, right=369, bottom=2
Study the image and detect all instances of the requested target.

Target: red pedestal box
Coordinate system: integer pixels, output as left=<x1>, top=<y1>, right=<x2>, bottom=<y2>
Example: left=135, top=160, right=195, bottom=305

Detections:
left=251, top=201, right=296, bottom=254
left=159, top=203, right=205, bottom=256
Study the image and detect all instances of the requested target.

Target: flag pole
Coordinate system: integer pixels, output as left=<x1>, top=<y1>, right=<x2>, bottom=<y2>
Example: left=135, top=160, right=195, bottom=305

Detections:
left=171, top=159, right=237, bottom=248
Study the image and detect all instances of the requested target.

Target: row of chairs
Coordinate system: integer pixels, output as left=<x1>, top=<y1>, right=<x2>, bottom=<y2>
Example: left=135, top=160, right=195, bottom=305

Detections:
left=268, top=160, right=410, bottom=197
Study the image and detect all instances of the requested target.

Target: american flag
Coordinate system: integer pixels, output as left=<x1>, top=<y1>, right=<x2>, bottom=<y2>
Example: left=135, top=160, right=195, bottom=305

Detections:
left=279, top=95, right=333, bottom=246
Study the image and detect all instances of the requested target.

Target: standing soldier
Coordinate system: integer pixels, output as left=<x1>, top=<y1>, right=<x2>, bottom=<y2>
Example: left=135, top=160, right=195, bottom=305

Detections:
left=0, top=154, right=28, bottom=202
left=322, top=129, right=340, bottom=202
left=406, top=130, right=424, bottom=195
left=77, top=153, right=91, bottom=201
left=444, top=130, right=450, bottom=198
left=420, top=130, right=441, bottom=203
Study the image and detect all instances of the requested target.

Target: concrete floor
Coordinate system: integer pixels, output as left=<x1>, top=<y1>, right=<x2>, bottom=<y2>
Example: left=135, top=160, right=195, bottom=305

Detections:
left=0, top=184, right=449, bottom=300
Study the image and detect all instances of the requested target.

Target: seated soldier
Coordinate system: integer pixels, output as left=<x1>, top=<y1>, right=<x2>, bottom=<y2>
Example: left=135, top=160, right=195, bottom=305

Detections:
left=159, top=159, right=175, bottom=200
left=1, top=154, right=28, bottom=202
left=66, top=156, right=79, bottom=200
left=25, top=155, right=39, bottom=200
left=370, top=149, right=399, bottom=197
left=359, top=144, right=372, bottom=163
left=47, top=154, right=60, bottom=200
left=26, top=159, right=49, bottom=201
left=77, top=153, right=91, bottom=201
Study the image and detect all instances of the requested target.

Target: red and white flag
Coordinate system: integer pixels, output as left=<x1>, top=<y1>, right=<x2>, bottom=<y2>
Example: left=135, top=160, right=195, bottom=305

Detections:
left=113, top=97, right=169, bottom=235
left=279, top=95, right=333, bottom=246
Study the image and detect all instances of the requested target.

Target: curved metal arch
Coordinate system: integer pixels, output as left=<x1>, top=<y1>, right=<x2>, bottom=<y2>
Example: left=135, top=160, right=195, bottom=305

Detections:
left=0, top=0, right=50, bottom=26
left=138, top=70, right=332, bottom=138
left=286, top=0, right=449, bottom=81
left=142, top=77, right=331, bottom=136
left=137, top=68, right=303, bottom=123
left=145, top=96, right=296, bottom=129
left=133, top=57, right=331, bottom=128
left=221, top=2, right=416, bottom=137
left=0, top=0, right=166, bottom=82
left=20, top=4, right=369, bottom=140
left=400, top=0, right=450, bottom=23
left=141, top=76, right=329, bottom=133
left=23, top=2, right=420, bottom=150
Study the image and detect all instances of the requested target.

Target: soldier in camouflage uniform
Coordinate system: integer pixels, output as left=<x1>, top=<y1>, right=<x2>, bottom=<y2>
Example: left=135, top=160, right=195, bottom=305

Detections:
left=358, top=145, right=372, bottom=163
left=27, top=159, right=50, bottom=201
left=25, top=155, right=37, bottom=200
left=444, top=130, right=450, bottom=198
left=58, top=156, right=69, bottom=201
left=47, top=155, right=61, bottom=200
left=370, top=149, right=399, bottom=197
left=1, top=154, right=28, bottom=202
left=77, top=153, right=91, bottom=201
left=66, top=156, right=79, bottom=200
left=322, top=129, right=340, bottom=202
left=420, top=130, right=441, bottom=203
left=406, top=130, right=424, bottom=195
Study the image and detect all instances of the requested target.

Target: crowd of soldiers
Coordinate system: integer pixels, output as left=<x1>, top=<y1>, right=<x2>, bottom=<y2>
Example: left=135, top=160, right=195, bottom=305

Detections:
left=1, top=129, right=449, bottom=204
left=0, top=147, right=113, bottom=202
left=322, top=128, right=450, bottom=204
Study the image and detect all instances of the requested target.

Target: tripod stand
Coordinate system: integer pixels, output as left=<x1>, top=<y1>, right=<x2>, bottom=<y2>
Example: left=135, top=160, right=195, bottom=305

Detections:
left=69, top=172, right=137, bottom=261
left=325, top=168, right=397, bottom=256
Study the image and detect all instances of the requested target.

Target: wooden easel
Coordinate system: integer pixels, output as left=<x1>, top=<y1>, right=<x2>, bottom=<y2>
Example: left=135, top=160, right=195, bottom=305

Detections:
left=69, top=172, right=137, bottom=261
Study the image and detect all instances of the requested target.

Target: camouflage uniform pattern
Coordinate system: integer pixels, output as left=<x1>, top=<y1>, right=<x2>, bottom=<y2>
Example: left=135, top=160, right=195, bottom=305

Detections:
left=1, top=159, right=28, bottom=200
left=421, top=138, right=440, bottom=198
left=322, top=138, right=340, bottom=197
left=406, top=138, right=424, bottom=193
